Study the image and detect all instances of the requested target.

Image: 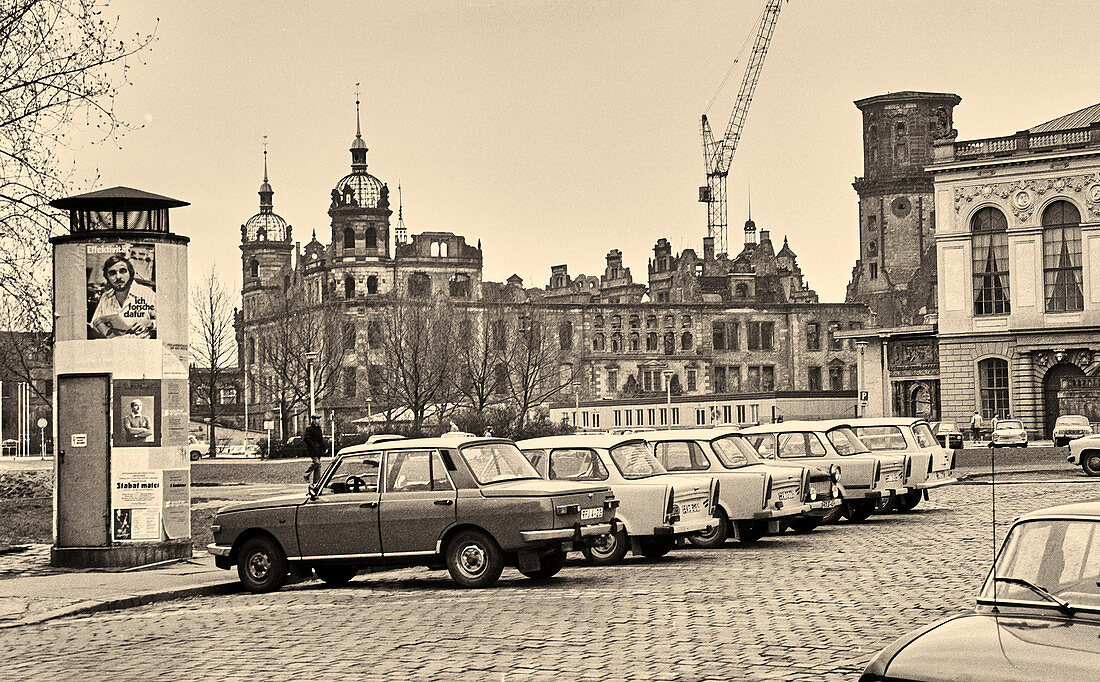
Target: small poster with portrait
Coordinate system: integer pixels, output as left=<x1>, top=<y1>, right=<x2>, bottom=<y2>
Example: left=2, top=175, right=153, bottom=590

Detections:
left=113, top=379, right=162, bottom=448
left=85, top=243, right=157, bottom=340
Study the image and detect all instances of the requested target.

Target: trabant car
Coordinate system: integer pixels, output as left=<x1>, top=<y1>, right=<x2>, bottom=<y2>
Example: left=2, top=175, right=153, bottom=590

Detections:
left=518, top=435, right=717, bottom=563
left=635, top=429, right=840, bottom=545
left=848, top=418, right=957, bottom=513
left=1052, top=414, right=1093, bottom=447
left=991, top=418, right=1028, bottom=448
left=930, top=421, right=964, bottom=450
left=861, top=500, right=1100, bottom=681
left=207, top=435, right=618, bottom=592
left=742, top=421, right=907, bottom=523
left=1067, top=432, right=1100, bottom=476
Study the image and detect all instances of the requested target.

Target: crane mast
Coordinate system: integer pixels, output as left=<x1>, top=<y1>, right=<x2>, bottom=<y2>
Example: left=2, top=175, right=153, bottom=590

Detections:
left=700, top=0, right=786, bottom=256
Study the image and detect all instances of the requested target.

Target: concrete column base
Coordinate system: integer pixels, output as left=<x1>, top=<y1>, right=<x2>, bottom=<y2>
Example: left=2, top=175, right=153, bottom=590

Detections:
left=50, top=540, right=192, bottom=569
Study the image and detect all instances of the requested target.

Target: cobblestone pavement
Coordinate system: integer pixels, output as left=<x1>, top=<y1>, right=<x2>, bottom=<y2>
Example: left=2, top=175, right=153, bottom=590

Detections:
left=1, top=479, right=1098, bottom=680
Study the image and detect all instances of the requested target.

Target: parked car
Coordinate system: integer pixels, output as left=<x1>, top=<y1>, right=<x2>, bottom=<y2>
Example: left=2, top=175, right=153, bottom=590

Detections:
left=641, top=428, right=841, bottom=543
left=1067, top=433, right=1100, bottom=476
left=848, top=418, right=957, bottom=513
left=517, top=434, right=717, bottom=563
left=189, top=435, right=214, bottom=461
left=929, top=421, right=964, bottom=450
left=1052, top=414, right=1093, bottom=447
left=208, top=435, right=619, bottom=592
left=860, top=499, right=1100, bottom=681
left=991, top=419, right=1028, bottom=448
left=1, top=438, right=17, bottom=456
left=218, top=441, right=262, bottom=458
left=742, top=421, right=907, bottom=523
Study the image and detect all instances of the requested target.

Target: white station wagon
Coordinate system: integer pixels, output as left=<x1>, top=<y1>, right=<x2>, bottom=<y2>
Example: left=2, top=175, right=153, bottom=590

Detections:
left=518, top=435, right=717, bottom=564
left=848, top=418, right=957, bottom=512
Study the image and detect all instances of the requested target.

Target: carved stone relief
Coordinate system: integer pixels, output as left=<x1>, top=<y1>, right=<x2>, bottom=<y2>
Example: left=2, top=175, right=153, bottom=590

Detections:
left=954, top=173, right=1100, bottom=220
left=1032, top=348, right=1096, bottom=374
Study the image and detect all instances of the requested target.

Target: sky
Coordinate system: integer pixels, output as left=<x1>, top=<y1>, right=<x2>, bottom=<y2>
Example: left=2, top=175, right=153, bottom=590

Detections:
left=64, top=0, right=1100, bottom=303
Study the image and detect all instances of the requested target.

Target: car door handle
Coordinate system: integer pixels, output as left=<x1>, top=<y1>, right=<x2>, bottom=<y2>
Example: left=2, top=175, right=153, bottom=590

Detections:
left=433, top=499, right=454, bottom=506
left=359, top=501, right=378, bottom=509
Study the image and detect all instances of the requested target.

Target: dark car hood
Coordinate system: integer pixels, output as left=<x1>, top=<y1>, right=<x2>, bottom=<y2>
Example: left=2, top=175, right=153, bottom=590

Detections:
left=216, top=494, right=304, bottom=515
left=876, top=613, right=1100, bottom=681
left=479, top=479, right=610, bottom=497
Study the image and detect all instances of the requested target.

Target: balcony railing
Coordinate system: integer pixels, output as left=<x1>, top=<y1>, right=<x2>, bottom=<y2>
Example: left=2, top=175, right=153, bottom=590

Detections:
left=952, top=125, right=1097, bottom=159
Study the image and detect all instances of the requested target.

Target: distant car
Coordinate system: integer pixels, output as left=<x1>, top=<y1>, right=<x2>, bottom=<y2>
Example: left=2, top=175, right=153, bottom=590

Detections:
left=849, top=418, right=957, bottom=513
left=860, top=499, right=1100, bottom=681
left=189, top=435, right=214, bottom=461
left=991, top=419, right=1027, bottom=448
left=1, top=438, right=16, bottom=456
left=1052, top=414, right=1093, bottom=447
left=929, top=421, right=964, bottom=450
left=218, top=442, right=261, bottom=458
left=1067, top=433, right=1100, bottom=476
left=208, top=435, right=619, bottom=592
left=518, top=434, right=717, bottom=563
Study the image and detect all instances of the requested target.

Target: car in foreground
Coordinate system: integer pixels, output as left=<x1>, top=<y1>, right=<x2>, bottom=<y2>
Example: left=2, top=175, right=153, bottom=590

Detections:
left=991, top=419, right=1028, bottom=448
left=860, top=500, right=1100, bottom=680
left=849, top=418, right=957, bottom=513
left=929, top=421, right=964, bottom=450
left=1052, top=414, right=1093, bottom=447
left=518, top=434, right=717, bottom=563
left=208, top=435, right=618, bottom=592
left=1068, top=433, right=1100, bottom=476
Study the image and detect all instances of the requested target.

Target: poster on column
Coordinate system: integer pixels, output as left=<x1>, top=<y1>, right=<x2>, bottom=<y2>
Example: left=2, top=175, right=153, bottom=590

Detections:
left=113, top=471, right=162, bottom=541
left=85, top=243, right=157, bottom=340
left=113, top=378, right=162, bottom=448
left=161, top=469, right=190, bottom=539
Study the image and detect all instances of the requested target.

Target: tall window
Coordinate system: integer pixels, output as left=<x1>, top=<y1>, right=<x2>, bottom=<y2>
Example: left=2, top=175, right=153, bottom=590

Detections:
left=828, top=363, right=844, bottom=391
left=748, top=321, right=773, bottom=351
left=607, top=368, right=618, bottom=392
left=366, top=275, right=378, bottom=294
left=559, top=321, right=573, bottom=350
left=972, top=207, right=1010, bottom=316
left=681, top=331, right=693, bottom=350
left=1042, top=200, right=1083, bottom=312
left=248, top=259, right=259, bottom=277
left=343, top=321, right=356, bottom=347
left=611, top=333, right=622, bottom=352
left=978, top=358, right=1010, bottom=418
left=806, top=322, right=820, bottom=350
left=343, top=227, right=355, bottom=249
left=364, top=225, right=377, bottom=247
left=408, top=272, right=430, bottom=298
left=712, top=322, right=726, bottom=350
left=343, top=367, right=357, bottom=398
left=344, top=275, right=355, bottom=298
left=687, top=369, right=697, bottom=392
left=827, top=321, right=842, bottom=350
left=646, top=332, right=658, bottom=351
left=367, top=320, right=381, bottom=349
left=808, top=366, right=822, bottom=391
left=629, top=333, right=640, bottom=351
left=714, top=366, right=727, bottom=393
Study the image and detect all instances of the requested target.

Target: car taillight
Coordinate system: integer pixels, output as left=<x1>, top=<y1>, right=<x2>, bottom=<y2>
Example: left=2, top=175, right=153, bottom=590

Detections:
left=905, top=456, right=911, bottom=479
left=801, top=469, right=810, bottom=502
left=831, top=464, right=841, bottom=483
left=950, top=451, right=957, bottom=470
left=763, top=474, right=772, bottom=509
left=873, top=459, right=881, bottom=483
left=710, top=480, right=720, bottom=513
left=927, top=455, right=934, bottom=474
left=556, top=504, right=580, bottom=516
left=665, top=487, right=679, bottom=523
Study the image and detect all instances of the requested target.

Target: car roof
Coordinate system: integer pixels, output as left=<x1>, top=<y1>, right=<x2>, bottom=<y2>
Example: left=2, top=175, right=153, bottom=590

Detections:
left=846, top=417, right=926, bottom=428
left=517, top=434, right=647, bottom=450
left=1016, top=499, right=1100, bottom=523
left=741, top=420, right=853, bottom=434
left=1055, top=414, right=1090, bottom=421
left=628, top=427, right=743, bottom=442
left=338, top=434, right=511, bottom=455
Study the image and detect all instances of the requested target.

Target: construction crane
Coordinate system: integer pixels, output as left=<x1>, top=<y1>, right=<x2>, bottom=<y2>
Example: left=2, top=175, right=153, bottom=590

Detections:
left=699, top=0, right=787, bottom=256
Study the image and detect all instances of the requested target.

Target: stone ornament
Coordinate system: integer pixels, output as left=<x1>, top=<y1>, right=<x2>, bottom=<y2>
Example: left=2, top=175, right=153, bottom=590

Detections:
left=955, top=173, right=1100, bottom=220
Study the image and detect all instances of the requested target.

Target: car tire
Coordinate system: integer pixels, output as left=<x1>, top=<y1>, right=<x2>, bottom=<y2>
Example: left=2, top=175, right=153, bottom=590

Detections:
left=1055, top=438, right=1067, bottom=448
left=873, top=491, right=899, bottom=514
left=237, top=536, right=289, bottom=594
left=446, top=530, right=504, bottom=588
left=581, top=528, right=629, bottom=565
left=844, top=500, right=875, bottom=523
left=189, top=451, right=201, bottom=461
left=688, top=509, right=729, bottom=549
left=787, top=516, right=822, bottom=533
left=821, top=503, right=844, bottom=524
left=637, top=537, right=675, bottom=559
left=315, top=565, right=358, bottom=586
left=897, top=490, right=923, bottom=512
left=518, top=549, right=567, bottom=580
left=1082, top=452, right=1100, bottom=477
left=734, top=519, right=767, bottom=544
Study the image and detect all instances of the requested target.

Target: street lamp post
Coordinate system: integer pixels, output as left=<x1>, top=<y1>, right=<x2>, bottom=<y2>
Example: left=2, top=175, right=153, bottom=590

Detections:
left=856, top=340, right=868, bottom=417
left=305, top=351, right=319, bottom=418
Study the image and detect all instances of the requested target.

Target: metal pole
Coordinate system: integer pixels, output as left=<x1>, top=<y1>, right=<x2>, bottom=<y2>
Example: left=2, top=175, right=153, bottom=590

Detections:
left=330, top=410, right=335, bottom=458
left=309, top=360, right=316, bottom=417
left=243, top=371, right=249, bottom=441
left=0, top=380, right=4, bottom=452
left=40, top=425, right=45, bottom=460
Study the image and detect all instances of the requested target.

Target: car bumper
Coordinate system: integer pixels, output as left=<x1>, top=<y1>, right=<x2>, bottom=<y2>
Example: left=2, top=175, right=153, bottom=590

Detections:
left=751, top=502, right=812, bottom=520
left=806, top=497, right=842, bottom=511
left=207, top=543, right=232, bottom=557
left=520, top=523, right=613, bottom=543
left=653, top=517, right=716, bottom=536
left=915, top=470, right=957, bottom=489
left=992, top=437, right=1027, bottom=446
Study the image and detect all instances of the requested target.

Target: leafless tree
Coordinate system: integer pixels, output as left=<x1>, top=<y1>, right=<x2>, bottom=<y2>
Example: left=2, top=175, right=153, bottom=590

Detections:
left=500, top=307, right=578, bottom=430
left=451, top=306, right=508, bottom=414
left=1, top=1, right=156, bottom=336
left=190, top=266, right=236, bottom=456
left=374, top=292, right=457, bottom=433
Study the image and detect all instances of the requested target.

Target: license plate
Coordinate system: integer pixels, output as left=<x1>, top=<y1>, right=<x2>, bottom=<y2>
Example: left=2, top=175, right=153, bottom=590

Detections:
left=778, top=490, right=795, bottom=501
left=934, top=470, right=949, bottom=479
left=680, top=502, right=702, bottom=515
left=884, top=473, right=901, bottom=482
left=580, top=507, right=602, bottom=520
left=819, top=498, right=838, bottom=508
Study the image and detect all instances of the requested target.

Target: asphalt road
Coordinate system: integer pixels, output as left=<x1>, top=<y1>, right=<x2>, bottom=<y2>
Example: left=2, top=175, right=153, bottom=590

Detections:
left=2, top=464, right=1098, bottom=680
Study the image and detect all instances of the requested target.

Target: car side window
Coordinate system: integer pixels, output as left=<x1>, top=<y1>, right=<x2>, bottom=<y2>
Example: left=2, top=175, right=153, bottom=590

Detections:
left=654, top=441, right=710, bottom=471
left=548, top=449, right=608, bottom=481
left=326, top=454, right=380, bottom=494
left=385, top=450, right=452, bottom=492
left=805, top=433, right=828, bottom=456
left=778, top=432, right=825, bottom=458
left=748, top=434, right=776, bottom=458
left=521, top=448, right=547, bottom=471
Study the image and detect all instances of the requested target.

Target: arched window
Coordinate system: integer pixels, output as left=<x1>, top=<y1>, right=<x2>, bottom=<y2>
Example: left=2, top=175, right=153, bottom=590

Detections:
left=971, top=207, right=1010, bottom=316
left=343, top=227, right=355, bottom=249
left=1042, top=200, right=1083, bottom=312
left=629, top=332, right=640, bottom=351
left=366, top=275, right=379, bottom=294
left=735, top=282, right=749, bottom=298
left=629, top=315, right=640, bottom=328
left=663, top=314, right=673, bottom=328
left=681, top=331, right=693, bottom=350
left=664, top=332, right=675, bottom=355
left=593, top=333, right=605, bottom=351
left=559, top=321, right=573, bottom=350
left=430, top=241, right=440, bottom=257
left=248, top=259, right=259, bottom=277
left=646, top=315, right=657, bottom=329
left=364, top=225, right=377, bottom=248
left=681, top=315, right=692, bottom=328
left=611, top=315, right=622, bottom=328
left=344, top=276, right=355, bottom=298
left=978, top=358, right=1010, bottom=419
left=611, top=333, right=622, bottom=352
left=646, top=332, right=658, bottom=351
left=440, top=241, right=448, bottom=257
left=449, top=273, right=471, bottom=298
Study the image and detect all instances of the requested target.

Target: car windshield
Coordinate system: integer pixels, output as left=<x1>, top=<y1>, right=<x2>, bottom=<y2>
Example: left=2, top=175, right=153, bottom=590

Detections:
left=852, top=426, right=907, bottom=451
left=826, top=427, right=871, bottom=455
left=980, top=519, right=1100, bottom=610
left=711, top=435, right=759, bottom=468
left=459, top=443, right=541, bottom=484
left=912, top=423, right=939, bottom=448
left=1058, top=416, right=1090, bottom=427
left=998, top=420, right=1023, bottom=430
left=609, top=442, right=666, bottom=479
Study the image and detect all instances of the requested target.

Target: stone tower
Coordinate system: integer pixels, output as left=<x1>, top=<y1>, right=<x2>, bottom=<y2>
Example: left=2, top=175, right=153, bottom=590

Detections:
left=846, top=91, right=960, bottom=326
left=328, top=96, right=392, bottom=263
left=240, top=148, right=292, bottom=318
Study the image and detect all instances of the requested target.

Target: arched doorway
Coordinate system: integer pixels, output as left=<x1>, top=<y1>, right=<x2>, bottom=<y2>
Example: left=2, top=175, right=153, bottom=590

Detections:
left=911, top=384, right=932, bottom=420
left=1043, top=363, right=1085, bottom=436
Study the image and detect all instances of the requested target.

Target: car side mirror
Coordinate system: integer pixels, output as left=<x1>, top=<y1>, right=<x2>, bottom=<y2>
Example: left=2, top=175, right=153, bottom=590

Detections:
left=307, top=483, right=320, bottom=499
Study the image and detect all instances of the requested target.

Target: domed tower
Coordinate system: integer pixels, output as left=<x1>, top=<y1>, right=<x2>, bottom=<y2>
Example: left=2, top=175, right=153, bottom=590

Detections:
left=329, top=95, right=392, bottom=261
left=240, top=147, right=292, bottom=317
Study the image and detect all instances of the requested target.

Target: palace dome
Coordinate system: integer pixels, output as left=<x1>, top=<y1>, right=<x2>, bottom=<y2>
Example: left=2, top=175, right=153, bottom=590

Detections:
left=243, top=211, right=289, bottom=242
left=334, top=171, right=385, bottom=209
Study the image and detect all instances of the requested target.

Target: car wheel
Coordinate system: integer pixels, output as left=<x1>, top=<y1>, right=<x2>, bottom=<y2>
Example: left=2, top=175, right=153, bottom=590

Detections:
left=581, top=528, right=629, bottom=565
left=844, top=500, right=875, bottom=523
left=821, top=503, right=844, bottom=524
left=1082, top=452, right=1100, bottom=477
left=189, top=451, right=201, bottom=461
left=787, top=516, right=822, bottom=533
left=314, top=565, right=358, bottom=586
left=873, top=491, right=899, bottom=514
left=446, top=530, right=504, bottom=588
left=518, top=549, right=567, bottom=580
left=637, top=537, right=675, bottom=559
left=237, top=536, right=289, bottom=594
left=897, top=490, right=923, bottom=512
left=734, top=519, right=767, bottom=544
left=1055, top=438, right=1066, bottom=448
left=688, top=509, right=729, bottom=549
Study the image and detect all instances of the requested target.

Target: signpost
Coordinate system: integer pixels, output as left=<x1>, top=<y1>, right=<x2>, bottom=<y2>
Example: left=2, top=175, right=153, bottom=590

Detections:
left=37, top=417, right=47, bottom=459
left=263, top=419, right=274, bottom=458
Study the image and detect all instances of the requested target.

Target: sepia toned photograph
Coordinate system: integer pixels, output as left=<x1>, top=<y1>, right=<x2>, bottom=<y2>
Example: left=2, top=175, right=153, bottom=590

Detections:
left=2, top=1, right=1100, bottom=680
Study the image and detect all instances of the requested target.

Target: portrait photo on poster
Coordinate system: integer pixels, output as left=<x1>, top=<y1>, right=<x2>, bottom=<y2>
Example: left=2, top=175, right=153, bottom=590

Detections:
left=85, top=243, right=157, bottom=340
left=113, top=508, right=132, bottom=540
left=113, top=379, right=162, bottom=448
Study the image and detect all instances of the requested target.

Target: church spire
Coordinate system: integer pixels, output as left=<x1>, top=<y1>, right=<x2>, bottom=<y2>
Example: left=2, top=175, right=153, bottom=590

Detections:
left=258, top=135, right=273, bottom=212
left=349, top=82, right=368, bottom=170
left=743, top=186, right=757, bottom=245
left=395, top=182, right=408, bottom=246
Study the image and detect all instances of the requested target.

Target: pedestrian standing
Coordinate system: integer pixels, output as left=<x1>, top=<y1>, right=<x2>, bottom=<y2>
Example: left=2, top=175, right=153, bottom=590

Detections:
left=302, top=415, right=325, bottom=484
left=969, top=411, right=982, bottom=442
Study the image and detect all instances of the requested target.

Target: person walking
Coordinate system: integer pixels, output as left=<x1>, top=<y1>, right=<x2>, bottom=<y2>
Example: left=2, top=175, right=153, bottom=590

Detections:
left=302, top=415, right=325, bottom=484
left=969, top=411, right=982, bottom=442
